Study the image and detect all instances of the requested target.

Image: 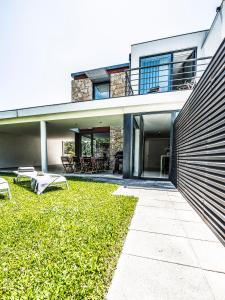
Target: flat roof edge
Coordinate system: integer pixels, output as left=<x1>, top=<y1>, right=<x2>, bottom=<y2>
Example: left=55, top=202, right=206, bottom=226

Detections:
left=131, top=29, right=210, bottom=47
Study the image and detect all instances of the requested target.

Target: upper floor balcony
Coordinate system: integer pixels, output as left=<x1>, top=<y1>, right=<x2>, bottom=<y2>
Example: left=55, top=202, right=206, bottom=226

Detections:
left=71, top=55, right=211, bottom=103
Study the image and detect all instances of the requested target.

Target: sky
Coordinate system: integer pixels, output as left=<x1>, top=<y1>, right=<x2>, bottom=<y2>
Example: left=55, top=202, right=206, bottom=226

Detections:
left=0, top=0, right=222, bottom=110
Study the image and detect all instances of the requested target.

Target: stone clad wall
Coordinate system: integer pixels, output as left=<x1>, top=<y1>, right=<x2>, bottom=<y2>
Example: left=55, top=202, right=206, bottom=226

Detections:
left=71, top=78, right=92, bottom=102
left=71, top=70, right=128, bottom=102
left=110, top=126, right=123, bottom=169
left=110, top=72, right=126, bottom=98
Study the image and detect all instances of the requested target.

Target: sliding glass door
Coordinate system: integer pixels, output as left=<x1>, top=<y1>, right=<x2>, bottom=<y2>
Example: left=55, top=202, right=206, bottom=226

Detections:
left=81, top=134, right=92, bottom=156
left=140, top=54, right=172, bottom=94
left=79, top=129, right=110, bottom=158
left=132, top=113, right=172, bottom=179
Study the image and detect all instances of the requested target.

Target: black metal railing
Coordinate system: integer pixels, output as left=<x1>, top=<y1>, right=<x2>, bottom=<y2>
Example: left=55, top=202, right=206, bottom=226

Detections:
left=108, top=56, right=212, bottom=98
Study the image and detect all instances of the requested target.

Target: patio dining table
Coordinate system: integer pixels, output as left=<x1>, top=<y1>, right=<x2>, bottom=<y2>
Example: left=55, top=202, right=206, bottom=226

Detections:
left=78, top=156, right=109, bottom=173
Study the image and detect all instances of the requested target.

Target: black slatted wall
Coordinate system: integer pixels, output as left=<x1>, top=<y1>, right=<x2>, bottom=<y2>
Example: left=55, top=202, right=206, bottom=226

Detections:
left=171, top=39, right=225, bottom=245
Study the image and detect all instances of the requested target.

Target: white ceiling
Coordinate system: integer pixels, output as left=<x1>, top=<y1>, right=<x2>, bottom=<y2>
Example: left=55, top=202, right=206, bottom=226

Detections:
left=0, top=115, right=123, bottom=138
left=143, top=113, right=171, bottom=135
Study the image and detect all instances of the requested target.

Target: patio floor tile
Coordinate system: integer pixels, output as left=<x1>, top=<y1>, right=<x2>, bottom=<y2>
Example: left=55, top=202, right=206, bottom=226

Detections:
left=190, top=239, right=225, bottom=273
left=123, top=230, right=199, bottom=267
left=181, top=221, right=220, bottom=242
left=130, top=209, right=186, bottom=237
left=107, top=254, right=215, bottom=300
left=107, top=186, right=225, bottom=300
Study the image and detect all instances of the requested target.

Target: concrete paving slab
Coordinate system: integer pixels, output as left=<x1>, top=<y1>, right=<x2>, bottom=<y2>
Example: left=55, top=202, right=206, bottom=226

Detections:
left=190, top=239, right=225, bottom=273
left=181, top=221, right=220, bottom=242
left=134, top=205, right=177, bottom=220
left=175, top=209, right=203, bottom=223
left=203, top=270, right=225, bottom=300
left=107, top=186, right=225, bottom=300
left=130, top=214, right=186, bottom=237
left=168, top=193, right=186, bottom=199
left=137, top=197, right=175, bottom=208
left=167, top=191, right=182, bottom=197
left=123, top=230, right=199, bottom=267
left=172, top=201, right=193, bottom=210
left=107, top=254, right=215, bottom=300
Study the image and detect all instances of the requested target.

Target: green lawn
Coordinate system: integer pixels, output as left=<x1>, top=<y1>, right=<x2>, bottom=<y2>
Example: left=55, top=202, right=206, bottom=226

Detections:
left=0, top=174, right=137, bottom=299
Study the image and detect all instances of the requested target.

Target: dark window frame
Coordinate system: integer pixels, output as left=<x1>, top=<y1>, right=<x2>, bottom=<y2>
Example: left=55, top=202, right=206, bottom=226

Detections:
left=78, top=127, right=110, bottom=157
left=93, top=81, right=110, bottom=100
left=138, top=47, right=197, bottom=94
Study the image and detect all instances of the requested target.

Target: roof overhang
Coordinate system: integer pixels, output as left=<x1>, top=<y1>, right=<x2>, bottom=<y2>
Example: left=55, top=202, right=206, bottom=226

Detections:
left=85, top=68, right=109, bottom=82
left=71, top=63, right=129, bottom=79
left=0, top=91, right=191, bottom=126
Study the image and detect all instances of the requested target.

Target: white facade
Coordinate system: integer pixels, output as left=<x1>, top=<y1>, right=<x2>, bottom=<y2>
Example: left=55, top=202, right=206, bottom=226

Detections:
left=130, top=30, right=209, bottom=69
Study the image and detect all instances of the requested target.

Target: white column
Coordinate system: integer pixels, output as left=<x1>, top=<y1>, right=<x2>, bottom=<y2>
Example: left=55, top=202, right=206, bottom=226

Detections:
left=40, top=120, right=48, bottom=172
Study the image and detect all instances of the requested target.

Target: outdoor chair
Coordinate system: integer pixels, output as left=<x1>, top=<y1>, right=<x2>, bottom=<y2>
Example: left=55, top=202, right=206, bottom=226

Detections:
left=0, top=177, right=11, bottom=199
left=14, top=167, right=68, bottom=195
left=91, top=157, right=98, bottom=173
left=61, top=156, right=74, bottom=173
left=96, top=157, right=106, bottom=172
left=80, top=157, right=93, bottom=173
left=73, top=156, right=81, bottom=173
left=178, top=79, right=196, bottom=91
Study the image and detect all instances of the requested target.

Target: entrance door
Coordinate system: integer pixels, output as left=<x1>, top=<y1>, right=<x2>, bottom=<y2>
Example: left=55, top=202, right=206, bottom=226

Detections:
left=132, top=113, right=172, bottom=179
left=142, top=113, right=171, bottom=178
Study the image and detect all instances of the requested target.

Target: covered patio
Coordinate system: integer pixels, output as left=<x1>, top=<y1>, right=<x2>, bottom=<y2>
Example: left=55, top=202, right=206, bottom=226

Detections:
left=0, top=114, right=124, bottom=176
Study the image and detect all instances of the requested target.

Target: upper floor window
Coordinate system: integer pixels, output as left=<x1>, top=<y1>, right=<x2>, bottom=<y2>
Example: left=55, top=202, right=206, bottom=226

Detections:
left=139, top=48, right=197, bottom=94
left=93, top=82, right=110, bottom=100
left=140, top=54, right=172, bottom=94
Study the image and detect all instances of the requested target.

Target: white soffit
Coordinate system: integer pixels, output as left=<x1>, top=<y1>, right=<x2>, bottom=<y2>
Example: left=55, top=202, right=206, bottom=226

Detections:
left=85, top=68, right=109, bottom=82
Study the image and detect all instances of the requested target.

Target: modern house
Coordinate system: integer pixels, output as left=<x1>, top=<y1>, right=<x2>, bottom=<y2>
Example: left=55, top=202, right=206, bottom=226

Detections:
left=0, top=1, right=224, bottom=180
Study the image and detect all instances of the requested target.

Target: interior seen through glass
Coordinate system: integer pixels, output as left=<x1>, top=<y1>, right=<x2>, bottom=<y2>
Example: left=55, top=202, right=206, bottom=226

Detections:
left=94, top=82, right=110, bottom=100
left=81, top=132, right=110, bottom=158
left=133, top=113, right=171, bottom=179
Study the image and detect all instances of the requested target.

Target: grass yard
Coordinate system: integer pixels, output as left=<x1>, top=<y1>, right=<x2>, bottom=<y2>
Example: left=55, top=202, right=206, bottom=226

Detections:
left=0, top=174, right=137, bottom=299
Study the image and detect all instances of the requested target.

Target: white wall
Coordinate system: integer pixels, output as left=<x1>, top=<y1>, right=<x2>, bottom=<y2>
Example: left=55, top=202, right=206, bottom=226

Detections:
left=0, top=133, right=41, bottom=168
left=47, top=139, right=63, bottom=165
left=201, top=1, right=225, bottom=57
left=47, top=137, right=74, bottom=165
left=0, top=133, right=75, bottom=169
left=129, top=31, right=209, bottom=95
left=130, top=30, right=209, bottom=70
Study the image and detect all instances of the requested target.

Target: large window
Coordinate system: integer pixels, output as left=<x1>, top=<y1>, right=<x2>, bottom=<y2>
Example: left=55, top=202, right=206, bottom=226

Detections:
left=81, top=134, right=92, bottom=156
left=80, top=129, right=110, bottom=158
left=93, top=132, right=110, bottom=158
left=140, top=54, right=172, bottom=94
left=139, top=49, right=196, bottom=94
left=93, top=82, right=110, bottom=100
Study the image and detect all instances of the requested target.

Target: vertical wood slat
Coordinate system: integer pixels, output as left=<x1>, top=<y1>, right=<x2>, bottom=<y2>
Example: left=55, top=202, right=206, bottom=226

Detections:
left=170, top=39, right=225, bottom=246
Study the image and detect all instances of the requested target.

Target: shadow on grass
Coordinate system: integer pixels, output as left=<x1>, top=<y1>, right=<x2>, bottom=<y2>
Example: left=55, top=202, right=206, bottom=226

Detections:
left=0, top=194, right=8, bottom=201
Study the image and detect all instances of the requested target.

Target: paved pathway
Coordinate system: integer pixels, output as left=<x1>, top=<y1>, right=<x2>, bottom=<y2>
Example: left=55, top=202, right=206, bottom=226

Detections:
left=107, top=187, right=225, bottom=300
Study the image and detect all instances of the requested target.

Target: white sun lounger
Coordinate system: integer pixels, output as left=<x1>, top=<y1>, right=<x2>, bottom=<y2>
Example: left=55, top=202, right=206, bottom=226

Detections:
left=0, top=178, right=11, bottom=199
left=14, top=167, right=68, bottom=195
